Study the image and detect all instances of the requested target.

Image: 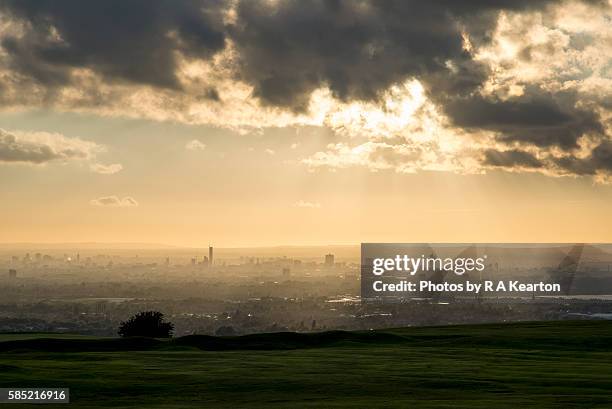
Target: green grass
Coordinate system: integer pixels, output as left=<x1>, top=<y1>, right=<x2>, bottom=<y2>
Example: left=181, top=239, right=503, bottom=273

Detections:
left=0, top=333, right=106, bottom=342
left=1, top=321, right=611, bottom=408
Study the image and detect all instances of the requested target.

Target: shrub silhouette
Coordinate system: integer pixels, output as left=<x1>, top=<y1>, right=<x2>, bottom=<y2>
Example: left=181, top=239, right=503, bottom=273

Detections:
left=118, top=311, right=174, bottom=338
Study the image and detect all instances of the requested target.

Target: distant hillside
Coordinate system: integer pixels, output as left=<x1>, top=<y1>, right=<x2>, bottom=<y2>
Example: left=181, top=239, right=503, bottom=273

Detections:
left=2, top=320, right=611, bottom=353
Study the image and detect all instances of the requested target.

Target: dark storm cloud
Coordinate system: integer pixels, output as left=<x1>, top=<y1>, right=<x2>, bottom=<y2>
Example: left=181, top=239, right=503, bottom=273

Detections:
left=1, top=0, right=610, bottom=177
left=0, top=0, right=595, bottom=110
left=554, top=141, right=612, bottom=176
left=228, top=0, right=608, bottom=156
left=483, top=148, right=543, bottom=169
left=0, top=0, right=227, bottom=89
left=229, top=0, right=558, bottom=110
left=484, top=142, right=612, bottom=177
left=443, top=90, right=604, bottom=149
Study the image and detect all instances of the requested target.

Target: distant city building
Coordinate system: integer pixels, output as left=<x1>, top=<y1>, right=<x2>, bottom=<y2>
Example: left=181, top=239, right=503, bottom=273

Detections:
left=191, top=257, right=197, bottom=266
left=282, top=267, right=291, bottom=277
left=8, top=269, right=17, bottom=279
left=209, top=245, right=214, bottom=267
left=324, top=254, right=335, bottom=267
left=95, top=301, right=106, bottom=314
left=202, top=256, right=209, bottom=268
left=165, top=257, right=170, bottom=266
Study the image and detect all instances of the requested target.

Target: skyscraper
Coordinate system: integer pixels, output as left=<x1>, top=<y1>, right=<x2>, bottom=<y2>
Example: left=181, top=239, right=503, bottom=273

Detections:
left=325, top=254, right=334, bottom=267
left=209, top=245, right=214, bottom=267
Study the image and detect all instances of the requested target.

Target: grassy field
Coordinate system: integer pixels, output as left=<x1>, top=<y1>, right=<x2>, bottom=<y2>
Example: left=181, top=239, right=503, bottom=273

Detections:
left=1, top=320, right=611, bottom=408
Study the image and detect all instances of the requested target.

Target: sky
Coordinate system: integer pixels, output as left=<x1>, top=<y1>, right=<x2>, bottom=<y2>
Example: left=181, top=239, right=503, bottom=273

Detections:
left=0, top=0, right=611, bottom=247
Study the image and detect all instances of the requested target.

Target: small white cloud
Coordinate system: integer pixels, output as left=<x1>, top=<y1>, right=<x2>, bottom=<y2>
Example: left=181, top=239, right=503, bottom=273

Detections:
left=90, top=163, right=123, bottom=174
left=294, top=200, right=321, bottom=209
left=265, top=148, right=275, bottom=155
left=90, top=196, right=139, bottom=207
left=185, top=139, right=207, bottom=151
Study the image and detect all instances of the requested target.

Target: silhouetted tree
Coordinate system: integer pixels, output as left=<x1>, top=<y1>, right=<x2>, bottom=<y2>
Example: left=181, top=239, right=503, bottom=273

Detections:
left=118, top=311, right=174, bottom=338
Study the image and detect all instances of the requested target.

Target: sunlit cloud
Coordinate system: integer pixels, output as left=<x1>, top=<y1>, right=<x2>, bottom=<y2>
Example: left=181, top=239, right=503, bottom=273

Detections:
left=293, top=200, right=321, bottom=209
left=90, top=196, right=138, bottom=207
left=0, top=128, right=100, bottom=164
left=0, top=129, right=126, bottom=178
left=90, top=163, right=123, bottom=174
left=185, top=139, right=207, bottom=151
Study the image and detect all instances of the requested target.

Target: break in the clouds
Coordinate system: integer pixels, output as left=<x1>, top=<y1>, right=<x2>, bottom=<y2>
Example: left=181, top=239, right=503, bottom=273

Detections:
left=0, top=0, right=610, bottom=181
left=90, top=196, right=139, bottom=207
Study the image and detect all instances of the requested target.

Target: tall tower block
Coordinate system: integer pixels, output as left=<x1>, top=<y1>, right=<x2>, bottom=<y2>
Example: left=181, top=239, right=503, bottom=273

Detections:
left=209, top=245, right=214, bottom=267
